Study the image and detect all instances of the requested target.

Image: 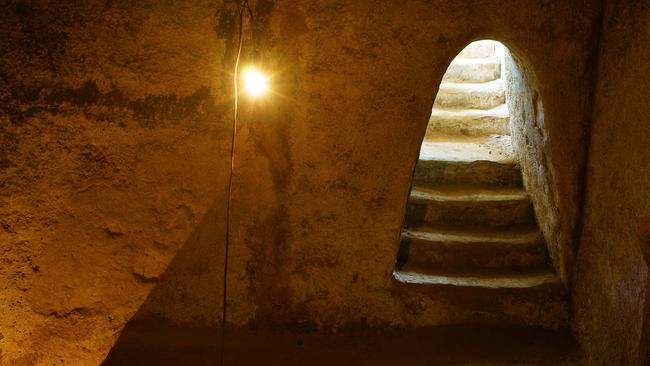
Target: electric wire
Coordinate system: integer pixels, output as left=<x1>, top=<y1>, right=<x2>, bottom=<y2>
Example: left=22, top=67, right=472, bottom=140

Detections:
left=221, top=1, right=253, bottom=365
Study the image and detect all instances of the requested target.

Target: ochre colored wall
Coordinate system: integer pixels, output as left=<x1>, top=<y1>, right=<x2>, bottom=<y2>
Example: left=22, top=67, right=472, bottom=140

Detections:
left=503, top=51, right=563, bottom=283
left=0, top=1, right=230, bottom=364
left=573, top=1, right=650, bottom=364
left=221, top=0, right=599, bottom=328
left=0, top=1, right=602, bottom=364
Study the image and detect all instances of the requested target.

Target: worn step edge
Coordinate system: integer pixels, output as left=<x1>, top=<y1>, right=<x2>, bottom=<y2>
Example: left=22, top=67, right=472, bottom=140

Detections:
left=393, top=267, right=561, bottom=289
left=405, top=186, right=534, bottom=227
left=431, top=104, right=509, bottom=119
left=401, top=224, right=543, bottom=244
left=442, top=58, right=501, bottom=83
left=419, top=135, right=515, bottom=164
left=390, top=270, right=569, bottom=330
left=409, top=185, right=528, bottom=202
left=458, top=42, right=496, bottom=59
left=438, top=79, right=505, bottom=94
left=413, top=160, right=522, bottom=187
left=414, top=136, right=521, bottom=187
left=449, top=57, right=500, bottom=66
left=434, top=80, right=505, bottom=110
left=427, top=105, right=510, bottom=137
left=398, top=228, right=548, bottom=273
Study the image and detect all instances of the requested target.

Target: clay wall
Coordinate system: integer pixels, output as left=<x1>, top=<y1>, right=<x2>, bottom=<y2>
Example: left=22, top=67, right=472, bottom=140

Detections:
left=573, top=1, right=650, bottom=364
left=0, top=1, right=601, bottom=363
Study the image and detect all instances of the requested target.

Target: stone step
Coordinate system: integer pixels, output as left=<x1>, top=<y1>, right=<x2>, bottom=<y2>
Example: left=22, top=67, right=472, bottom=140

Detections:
left=434, top=80, right=505, bottom=110
left=397, top=225, right=548, bottom=271
left=395, top=264, right=561, bottom=289
left=426, top=105, right=510, bottom=137
left=391, top=266, right=567, bottom=330
left=457, top=41, right=497, bottom=59
left=442, top=58, right=501, bottom=83
left=404, top=186, right=534, bottom=227
left=413, top=136, right=521, bottom=187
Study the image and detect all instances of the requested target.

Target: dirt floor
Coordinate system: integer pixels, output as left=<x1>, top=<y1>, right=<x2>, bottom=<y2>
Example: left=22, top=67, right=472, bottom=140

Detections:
left=104, top=322, right=583, bottom=365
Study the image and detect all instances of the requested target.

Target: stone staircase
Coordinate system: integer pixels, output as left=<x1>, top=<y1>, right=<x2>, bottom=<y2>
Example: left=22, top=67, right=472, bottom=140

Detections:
left=393, top=41, right=568, bottom=330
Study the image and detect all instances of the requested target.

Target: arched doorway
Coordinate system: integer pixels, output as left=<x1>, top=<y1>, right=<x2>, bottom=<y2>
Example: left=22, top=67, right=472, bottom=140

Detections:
left=394, top=41, right=561, bottom=291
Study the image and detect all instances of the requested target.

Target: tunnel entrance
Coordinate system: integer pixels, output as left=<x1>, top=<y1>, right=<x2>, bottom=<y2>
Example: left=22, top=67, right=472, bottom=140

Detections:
left=393, top=41, right=561, bottom=294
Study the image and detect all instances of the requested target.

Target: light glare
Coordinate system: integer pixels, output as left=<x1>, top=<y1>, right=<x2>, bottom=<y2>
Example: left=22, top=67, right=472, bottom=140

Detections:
left=243, top=67, right=268, bottom=97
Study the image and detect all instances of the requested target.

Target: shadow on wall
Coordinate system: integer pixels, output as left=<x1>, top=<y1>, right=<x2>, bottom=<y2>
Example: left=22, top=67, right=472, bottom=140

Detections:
left=133, top=200, right=225, bottom=325
left=104, top=198, right=226, bottom=362
left=638, top=215, right=650, bottom=366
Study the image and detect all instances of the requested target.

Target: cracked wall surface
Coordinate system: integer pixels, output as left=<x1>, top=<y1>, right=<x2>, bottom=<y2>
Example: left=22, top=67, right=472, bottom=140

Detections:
left=0, top=0, right=604, bottom=364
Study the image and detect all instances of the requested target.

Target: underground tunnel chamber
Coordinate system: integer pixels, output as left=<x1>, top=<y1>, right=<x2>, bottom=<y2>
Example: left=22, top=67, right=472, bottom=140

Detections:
left=104, top=40, right=576, bottom=365
left=393, top=40, right=567, bottom=325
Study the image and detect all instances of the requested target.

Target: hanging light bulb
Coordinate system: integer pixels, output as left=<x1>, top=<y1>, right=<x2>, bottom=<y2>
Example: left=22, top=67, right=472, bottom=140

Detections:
left=242, top=66, right=268, bottom=97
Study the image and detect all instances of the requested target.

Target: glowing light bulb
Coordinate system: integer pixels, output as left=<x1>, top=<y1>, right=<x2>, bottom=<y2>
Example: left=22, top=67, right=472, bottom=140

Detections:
left=242, top=67, right=268, bottom=97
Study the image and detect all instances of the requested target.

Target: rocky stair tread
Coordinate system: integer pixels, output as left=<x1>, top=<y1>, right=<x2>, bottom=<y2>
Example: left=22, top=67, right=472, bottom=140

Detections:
left=413, top=159, right=522, bottom=187
left=419, top=134, right=515, bottom=163
left=426, top=104, right=510, bottom=137
left=401, top=224, right=543, bottom=244
left=434, top=79, right=505, bottom=110
left=409, top=185, right=528, bottom=202
left=442, top=57, right=501, bottom=83
left=405, top=185, right=534, bottom=227
left=398, top=224, right=548, bottom=272
left=457, top=41, right=497, bottom=59
left=393, top=265, right=561, bottom=289
left=391, top=262, right=568, bottom=329
left=414, top=135, right=521, bottom=187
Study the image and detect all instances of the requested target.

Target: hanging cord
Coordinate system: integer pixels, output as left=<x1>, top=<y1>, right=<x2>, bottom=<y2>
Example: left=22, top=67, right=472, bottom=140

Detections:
left=221, top=1, right=253, bottom=365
